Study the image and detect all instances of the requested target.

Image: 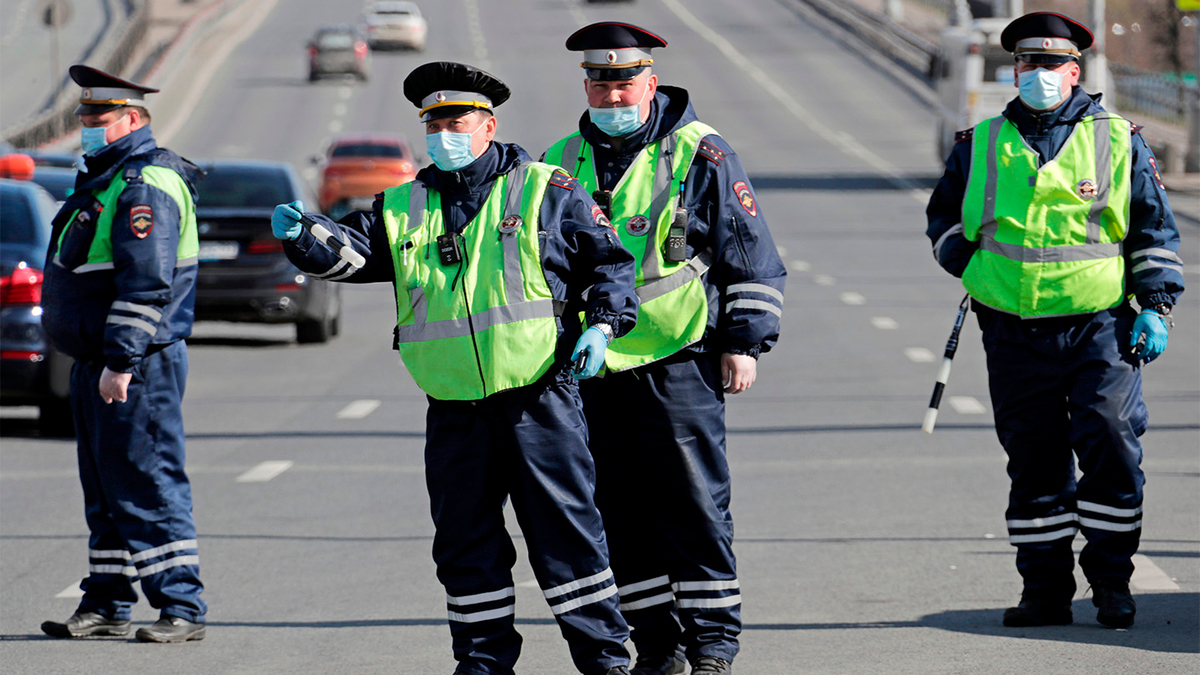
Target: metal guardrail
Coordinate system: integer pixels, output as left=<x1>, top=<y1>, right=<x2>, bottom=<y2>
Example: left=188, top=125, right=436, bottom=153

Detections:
left=3, top=0, right=149, bottom=150
left=1110, top=63, right=1198, bottom=124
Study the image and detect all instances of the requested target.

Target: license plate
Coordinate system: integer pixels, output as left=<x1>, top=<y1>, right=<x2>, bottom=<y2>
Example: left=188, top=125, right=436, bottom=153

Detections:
left=198, top=241, right=239, bottom=261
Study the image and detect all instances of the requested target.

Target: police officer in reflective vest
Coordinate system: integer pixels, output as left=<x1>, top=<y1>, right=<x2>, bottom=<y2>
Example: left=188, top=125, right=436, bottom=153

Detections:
left=543, top=24, right=786, bottom=675
left=271, top=62, right=638, bottom=675
left=40, top=66, right=207, bottom=643
left=926, top=13, right=1185, bottom=629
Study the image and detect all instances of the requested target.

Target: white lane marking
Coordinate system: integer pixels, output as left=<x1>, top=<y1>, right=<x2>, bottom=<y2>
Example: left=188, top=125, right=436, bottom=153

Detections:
left=948, top=396, right=987, bottom=414
left=329, top=119, right=344, bottom=133
left=814, top=274, right=835, bottom=286
left=157, top=0, right=281, bottom=144
left=236, top=461, right=294, bottom=483
left=840, top=292, right=866, bottom=305
left=563, top=0, right=588, bottom=26
left=776, top=245, right=788, bottom=257
left=871, top=316, right=898, bottom=330
left=905, top=347, right=936, bottom=363
left=337, top=399, right=382, bottom=419
left=791, top=260, right=811, bottom=272
left=333, top=103, right=348, bottom=116
left=55, top=583, right=84, bottom=599
left=659, top=0, right=931, bottom=204
left=463, top=0, right=491, bottom=70
left=1182, top=265, right=1200, bottom=276
left=339, top=87, right=353, bottom=100
left=303, top=166, right=319, bottom=183
left=1131, top=554, right=1180, bottom=591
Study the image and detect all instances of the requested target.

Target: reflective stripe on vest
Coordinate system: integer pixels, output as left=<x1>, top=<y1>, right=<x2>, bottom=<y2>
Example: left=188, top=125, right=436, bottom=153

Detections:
left=961, top=114, right=1132, bottom=318
left=55, top=165, right=199, bottom=273
left=545, top=121, right=716, bottom=370
left=381, top=162, right=560, bottom=401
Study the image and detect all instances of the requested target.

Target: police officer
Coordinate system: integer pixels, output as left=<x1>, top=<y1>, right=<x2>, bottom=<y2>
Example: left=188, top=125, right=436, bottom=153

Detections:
left=271, top=62, right=638, bottom=675
left=543, top=23, right=786, bottom=675
left=40, top=66, right=207, bottom=642
left=927, top=13, right=1185, bottom=629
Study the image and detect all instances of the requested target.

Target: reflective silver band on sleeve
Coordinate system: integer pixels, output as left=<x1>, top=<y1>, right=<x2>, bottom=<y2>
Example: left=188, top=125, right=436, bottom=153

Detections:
left=726, top=282, right=784, bottom=303
left=932, top=223, right=964, bottom=263
left=111, top=301, right=163, bottom=322
left=724, top=298, right=783, bottom=316
left=106, top=315, right=158, bottom=336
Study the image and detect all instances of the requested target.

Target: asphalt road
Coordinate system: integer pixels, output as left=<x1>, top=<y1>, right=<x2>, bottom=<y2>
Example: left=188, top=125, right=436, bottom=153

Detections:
left=2, top=0, right=1197, bottom=673
left=0, top=0, right=109, bottom=134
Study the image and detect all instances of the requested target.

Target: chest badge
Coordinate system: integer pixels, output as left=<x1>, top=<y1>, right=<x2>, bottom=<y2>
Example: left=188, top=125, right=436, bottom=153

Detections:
left=498, top=214, right=523, bottom=234
left=1076, top=179, right=1098, bottom=200
left=625, top=215, right=651, bottom=236
left=130, top=205, right=154, bottom=239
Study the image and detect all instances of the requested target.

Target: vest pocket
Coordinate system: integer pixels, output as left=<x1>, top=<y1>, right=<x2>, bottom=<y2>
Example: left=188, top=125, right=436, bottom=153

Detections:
left=55, top=202, right=104, bottom=271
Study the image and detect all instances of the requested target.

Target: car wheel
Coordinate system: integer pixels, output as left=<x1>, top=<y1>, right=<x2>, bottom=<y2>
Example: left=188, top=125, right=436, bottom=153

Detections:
left=296, top=317, right=331, bottom=344
left=356, top=70, right=369, bottom=82
left=39, top=399, right=75, bottom=438
left=308, top=70, right=318, bottom=82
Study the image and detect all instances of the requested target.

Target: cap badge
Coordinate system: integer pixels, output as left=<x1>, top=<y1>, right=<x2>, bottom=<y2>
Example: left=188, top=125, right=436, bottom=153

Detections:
left=626, top=215, right=651, bottom=236
left=606, top=50, right=618, bottom=64
left=1076, top=179, right=1098, bottom=200
left=1043, top=38, right=1053, bottom=49
left=435, top=91, right=446, bottom=102
left=498, top=214, right=523, bottom=234
left=82, top=88, right=92, bottom=99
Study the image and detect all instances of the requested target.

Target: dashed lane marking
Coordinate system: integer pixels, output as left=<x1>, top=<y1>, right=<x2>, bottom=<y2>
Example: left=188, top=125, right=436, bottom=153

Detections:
left=236, top=461, right=294, bottom=483
left=337, top=399, right=382, bottom=419
left=814, top=274, right=835, bottom=286
left=339, top=87, right=353, bottom=100
left=948, top=396, right=987, bottom=414
left=791, top=260, right=811, bottom=272
left=333, top=103, right=348, bottom=116
left=1131, top=554, right=1180, bottom=591
left=904, top=347, right=936, bottom=363
left=871, top=317, right=898, bottom=330
left=328, top=119, right=343, bottom=134
left=840, top=292, right=865, bottom=305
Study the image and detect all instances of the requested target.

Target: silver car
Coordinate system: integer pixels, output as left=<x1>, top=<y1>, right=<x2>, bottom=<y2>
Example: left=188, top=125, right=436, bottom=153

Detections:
left=307, top=25, right=371, bottom=82
left=363, top=1, right=427, bottom=51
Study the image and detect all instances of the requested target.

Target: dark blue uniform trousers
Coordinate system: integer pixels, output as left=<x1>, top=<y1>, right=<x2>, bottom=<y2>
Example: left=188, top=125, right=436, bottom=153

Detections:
left=979, top=305, right=1147, bottom=598
left=580, top=352, right=741, bottom=664
left=69, top=340, right=205, bottom=623
left=424, top=372, right=629, bottom=675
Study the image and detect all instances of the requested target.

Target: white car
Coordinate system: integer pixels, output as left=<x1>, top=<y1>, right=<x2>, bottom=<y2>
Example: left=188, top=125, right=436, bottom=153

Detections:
left=364, top=1, right=427, bottom=51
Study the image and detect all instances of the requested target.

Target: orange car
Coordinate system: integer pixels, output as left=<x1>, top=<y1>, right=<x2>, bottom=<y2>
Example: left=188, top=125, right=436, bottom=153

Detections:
left=317, top=134, right=418, bottom=219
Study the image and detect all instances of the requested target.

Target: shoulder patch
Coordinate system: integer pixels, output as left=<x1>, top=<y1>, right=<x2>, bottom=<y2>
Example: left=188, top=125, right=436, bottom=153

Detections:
left=733, top=180, right=757, bottom=218
left=1131, top=124, right=1144, bottom=135
left=130, top=205, right=154, bottom=239
left=697, top=139, right=727, bottom=165
left=1147, top=156, right=1165, bottom=191
left=955, top=128, right=974, bottom=143
left=549, top=171, right=578, bottom=190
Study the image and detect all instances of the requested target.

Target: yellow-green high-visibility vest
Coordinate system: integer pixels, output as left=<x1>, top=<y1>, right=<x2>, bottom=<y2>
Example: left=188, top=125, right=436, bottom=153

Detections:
left=544, top=121, right=715, bottom=370
left=961, top=113, right=1132, bottom=318
left=381, top=162, right=561, bottom=401
left=55, top=164, right=199, bottom=273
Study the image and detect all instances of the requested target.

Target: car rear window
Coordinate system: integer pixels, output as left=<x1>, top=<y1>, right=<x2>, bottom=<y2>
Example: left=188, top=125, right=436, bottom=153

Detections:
left=330, top=143, right=404, bottom=158
left=196, top=167, right=294, bottom=208
left=0, top=188, right=36, bottom=244
left=317, top=33, right=356, bottom=49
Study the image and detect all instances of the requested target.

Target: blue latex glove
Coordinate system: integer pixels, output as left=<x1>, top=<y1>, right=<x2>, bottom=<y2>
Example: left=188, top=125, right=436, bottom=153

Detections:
left=1130, top=310, right=1169, bottom=363
left=272, top=200, right=304, bottom=241
left=570, top=326, right=608, bottom=379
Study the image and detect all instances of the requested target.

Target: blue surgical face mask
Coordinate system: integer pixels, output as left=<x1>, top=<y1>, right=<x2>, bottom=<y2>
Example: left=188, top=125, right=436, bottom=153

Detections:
left=425, top=118, right=488, bottom=172
left=1017, top=68, right=1067, bottom=111
left=79, top=114, right=127, bottom=155
left=589, top=81, right=651, bottom=138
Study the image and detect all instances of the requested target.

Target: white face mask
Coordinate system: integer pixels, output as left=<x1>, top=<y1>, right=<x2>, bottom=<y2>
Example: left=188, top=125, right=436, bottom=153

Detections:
left=1017, top=68, right=1067, bottom=111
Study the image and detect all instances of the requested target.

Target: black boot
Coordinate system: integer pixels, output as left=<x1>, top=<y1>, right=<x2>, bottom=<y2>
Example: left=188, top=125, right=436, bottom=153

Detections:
left=1093, top=583, right=1136, bottom=628
left=690, top=656, right=732, bottom=674
left=631, top=654, right=686, bottom=675
left=41, top=611, right=131, bottom=638
left=1002, top=590, right=1073, bottom=627
left=134, top=616, right=206, bottom=643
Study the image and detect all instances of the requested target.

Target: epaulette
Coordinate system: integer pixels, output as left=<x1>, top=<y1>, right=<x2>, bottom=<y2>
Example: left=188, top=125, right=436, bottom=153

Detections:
left=1131, top=124, right=1144, bottom=135
left=697, top=138, right=727, bottom=165
left=955, top=128, right=973, bottom=143
left=548, top=171, right=578, bottom=190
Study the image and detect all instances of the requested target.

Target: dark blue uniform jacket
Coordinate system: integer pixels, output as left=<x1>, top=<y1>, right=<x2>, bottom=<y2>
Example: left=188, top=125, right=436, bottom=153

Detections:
left=283, top=141, right=638, bottom=365
left=554, top=85, right=787, bottom=358
left=42, top=126, right=202, bottom=372
left=926, top=88, right=1184, bottom=311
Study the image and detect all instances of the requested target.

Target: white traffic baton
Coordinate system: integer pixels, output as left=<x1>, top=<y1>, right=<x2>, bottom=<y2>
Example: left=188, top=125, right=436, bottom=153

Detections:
left=922, top=293, right=970, bottom=434
left=298, top=214, right=367, bottom=270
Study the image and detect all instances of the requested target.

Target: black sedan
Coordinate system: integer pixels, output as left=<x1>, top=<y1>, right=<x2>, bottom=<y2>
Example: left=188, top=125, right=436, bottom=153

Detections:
left=193, top=159, right=341, bottom=343
left=0, top=179, right=74, bottom=435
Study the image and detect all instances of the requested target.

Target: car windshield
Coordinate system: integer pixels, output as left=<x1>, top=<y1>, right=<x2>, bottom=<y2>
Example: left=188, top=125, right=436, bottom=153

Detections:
left=32, top=169, right=76, bottom=201
left=317, top=33, right=356, bottom=49
left=330, top=143, right=405, bottom=158
left=0, top=188, right=36, bottom=244
left=196, top=166, right=293, bottom=208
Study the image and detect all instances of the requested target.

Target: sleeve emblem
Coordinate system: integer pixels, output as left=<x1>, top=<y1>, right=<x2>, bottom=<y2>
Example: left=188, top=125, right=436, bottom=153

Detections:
left=1148, top=156, right=1165, bottom=190
left=590, top=204, right=614, bottom=231
left=130, top=205, right=154, bottom=239
left=733, top=180, right=757, bottom=217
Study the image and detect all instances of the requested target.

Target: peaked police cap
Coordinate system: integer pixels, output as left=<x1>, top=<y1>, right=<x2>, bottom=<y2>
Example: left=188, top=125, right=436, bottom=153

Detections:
left=70, top=65, right=159, bottom=116
left=566, top=22, right=667, bottom=81
left=1001, top=12, right=1094, bottom=64
left=403, top=62, right=511, bottom=121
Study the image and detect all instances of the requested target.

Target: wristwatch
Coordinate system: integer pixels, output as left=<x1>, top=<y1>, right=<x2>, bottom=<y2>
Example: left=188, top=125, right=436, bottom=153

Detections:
left=1150, top=303, right=1175, bottom=329
left=591, top=322, right=615, bottom=344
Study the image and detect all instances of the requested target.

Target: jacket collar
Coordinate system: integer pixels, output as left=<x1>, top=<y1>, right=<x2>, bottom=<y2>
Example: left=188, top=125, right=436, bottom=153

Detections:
left=579, top=84, right=698, bottom=155
left=415, top=141, right=531, bottom=195
left=78, top=125, right=158, bottom=189
left=1003, top=86, right=1104, bottom=132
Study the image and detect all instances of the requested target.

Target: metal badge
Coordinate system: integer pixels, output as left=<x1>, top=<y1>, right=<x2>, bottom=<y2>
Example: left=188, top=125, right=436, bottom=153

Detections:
left=625, top=215, right=651, bottom=236
left=1076, top=179, right=1098, bottom=200
left=498, top=214, right=523, bottom=234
